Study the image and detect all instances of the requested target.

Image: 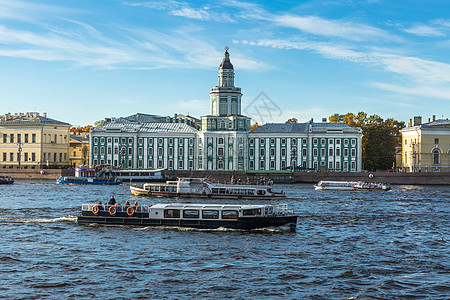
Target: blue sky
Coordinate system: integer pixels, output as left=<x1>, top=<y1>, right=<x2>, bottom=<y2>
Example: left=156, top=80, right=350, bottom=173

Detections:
left=1, top=0, right=449, bottom=126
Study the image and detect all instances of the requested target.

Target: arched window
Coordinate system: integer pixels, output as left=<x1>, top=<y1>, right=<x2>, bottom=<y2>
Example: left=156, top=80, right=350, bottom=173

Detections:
left=433, top=149, right=440, bottom=164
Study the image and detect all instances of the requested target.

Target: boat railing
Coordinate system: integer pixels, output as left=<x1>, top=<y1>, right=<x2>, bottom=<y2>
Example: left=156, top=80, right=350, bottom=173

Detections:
left=82, top=203, right=149, bottom=213
left=275, top=204, right=294, bottom=215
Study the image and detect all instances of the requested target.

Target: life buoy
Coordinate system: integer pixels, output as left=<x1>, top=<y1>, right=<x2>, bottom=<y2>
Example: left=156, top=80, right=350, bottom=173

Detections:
left=369, top=173, right=374, bottom=179
left=127, top=206, right=135, bottom=216
left=109, top=206, right=117, bottom=216
left=92, top=205, right=100, bottom=215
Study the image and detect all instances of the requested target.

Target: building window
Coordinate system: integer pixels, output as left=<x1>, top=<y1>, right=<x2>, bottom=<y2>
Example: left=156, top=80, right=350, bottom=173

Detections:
left=321, top=148, right=325, bottom=157
left=344, top=148, right=349, bottom=157
left=270, top=148, right=275, bottom=157
left=329, top=139, right=334, bottom=145
left=24, top=134, right=29, bottom=143
left=138, top=148, right=143, bottom=156
left=3, top=152, right=6, bottom=161
left=351, top=161, right=356, bottom=170
left=329, top=148, right=333, bottom=156
left=329, top=162, right=333, bottom=169
left=169, top=138, right=173, bottom=146
left=100, top=137, right=105, bottom=144
left=303, top=139, right=307, bottom=145
left=344, top=139, right=349, bottom=146
left=169, top=148, right=173, bottom=157
left=292, top=139, right=297, bottom=145
left=121, top=138, right=126, bottom=144
left=10, top=134, right=14, bottom=143
left=189, top=148, right=193, bottom=157
left=313, top=148, right=318, bottom=156
left=249, top=138, right=254, bottom=145
left=344, top=161, right=348, bottom=171
left=321, top=139, right=326, bottom=146
left=149, top=159, right=153, bottom=168
left=336, top=148, right=341, bottom=156
left=178, top=160, right=183, bottom=169
left=128, top=148, right=132, bottom=155
left=218, top=138, right=224, bottom=145
left=260, top=160, right=264, bottom=169
left=218, top=147, right=224, bottom=156
left=260, top=139, right=264, bottom=146
left=351, top=139, right=356, bottom=146
left=433, top=150, right=440, bottom=164
left=100, top=147, right=105, bottom=155
left=281, top=160, right=286, bottom=169
left=270, top=160, right=275, bottom=169
left=218, top=160, right=224, bottom=169
left=336, top=161, right=340, bottom=169
left=158, top=160, right=163, bottom=168
left=10, top=153, right=14, bottom=161
left=107, top=147, right=112, bottom=155
left=249, top=160, right=254, bottom=169
left=179, top=147, right=183, bottom=156
left=260, top=148, right=264, bottom=156
left=270, top=138, right=275, bottom=145
left=313, top=138, right=318, bottom=145
left=281, top=138, right=286, bottom=145
left=128, top=159, right=132, bottom=167
left=2, top=134, right=6, bottom=143
left=158, top=138, right=163, bottom=145
left=302, top=148, right=307, bottom=157
left=249, top=148, right=254, bottom=157
left=351, top=149, right=356, bottom=157
left=435, top=138, right=439, bottom=144
left=94, top=147, right=98, bottom=155
left=128, top=138, right=133, bottom=144
left=281, top=148, right=286, bottom=157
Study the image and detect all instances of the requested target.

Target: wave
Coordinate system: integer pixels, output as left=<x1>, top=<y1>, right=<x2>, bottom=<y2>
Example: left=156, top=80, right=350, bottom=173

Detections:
left=0, top=216, right=77, bottom=223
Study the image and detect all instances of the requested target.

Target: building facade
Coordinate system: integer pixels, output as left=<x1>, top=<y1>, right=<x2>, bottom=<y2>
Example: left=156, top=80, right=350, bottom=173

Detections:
left=90, top=49, right=362, bottom=172
left=401, top=116, right=450, bottom=172
left=0, top=112, right=71, bottom=169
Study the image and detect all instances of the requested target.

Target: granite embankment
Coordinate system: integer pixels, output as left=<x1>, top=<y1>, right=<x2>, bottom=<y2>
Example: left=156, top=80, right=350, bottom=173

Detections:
left=1, top=169, right=449, bottom=185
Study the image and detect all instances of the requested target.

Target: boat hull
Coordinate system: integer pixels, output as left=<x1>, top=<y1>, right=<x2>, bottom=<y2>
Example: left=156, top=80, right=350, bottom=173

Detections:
left=130, top=186, right=286, bottom=199
left=57, top=178, right=121, bottom=185
left=77, top=210, right=297, bottom=231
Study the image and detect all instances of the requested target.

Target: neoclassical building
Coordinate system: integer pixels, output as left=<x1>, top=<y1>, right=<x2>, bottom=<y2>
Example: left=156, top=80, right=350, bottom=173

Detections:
left=401, top=116, right=450, bottom=172
left=90, top=49, right=362, bottom=172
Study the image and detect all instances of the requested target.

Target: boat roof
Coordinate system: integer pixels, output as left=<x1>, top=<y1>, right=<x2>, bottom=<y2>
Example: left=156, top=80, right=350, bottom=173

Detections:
left=150, top=203, right=270, bottom=210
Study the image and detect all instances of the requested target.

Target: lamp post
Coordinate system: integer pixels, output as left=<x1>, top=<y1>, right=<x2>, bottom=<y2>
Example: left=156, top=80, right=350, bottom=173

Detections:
left=120, top=146, right=126, bottom=168
left=290, top=147, right=297, bottom=173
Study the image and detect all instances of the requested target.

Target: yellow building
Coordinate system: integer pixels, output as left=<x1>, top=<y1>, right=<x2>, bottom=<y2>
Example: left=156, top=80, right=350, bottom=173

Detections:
left=69, top=134, right=90, bottom=168
left=401, top=115, right=450, bottom=172
left=0, top=112, right=71, bottom=169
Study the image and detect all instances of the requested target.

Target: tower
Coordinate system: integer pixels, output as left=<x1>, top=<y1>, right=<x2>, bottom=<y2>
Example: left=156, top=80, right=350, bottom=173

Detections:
left=199, top=47, right=251, bottom=171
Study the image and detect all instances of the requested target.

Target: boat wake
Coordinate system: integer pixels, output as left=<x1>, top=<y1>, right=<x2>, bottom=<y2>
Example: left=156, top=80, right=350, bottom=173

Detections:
left=0, top=216, right=77, bottom=223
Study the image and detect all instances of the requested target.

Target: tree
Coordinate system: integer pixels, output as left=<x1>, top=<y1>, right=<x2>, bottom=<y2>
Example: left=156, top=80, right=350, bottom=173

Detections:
left=250, top=122, right=260, bottom=131
left=285, top=118, right=298, bottom=123
left=329, top=112, right=405, bottom=171
left=94, top=120, right=107, bottom=127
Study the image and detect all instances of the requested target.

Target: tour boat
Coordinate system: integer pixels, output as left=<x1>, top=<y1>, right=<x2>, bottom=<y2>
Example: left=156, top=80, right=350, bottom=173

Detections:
left=0, top=176, right=14, bottom=184
left=314, top=180, right=391, bottom=191
left=56, top=168, right=121, bottom=185
left=129, top=177, right=286, bottom=199
left=77, top=202, right=297, bottom=231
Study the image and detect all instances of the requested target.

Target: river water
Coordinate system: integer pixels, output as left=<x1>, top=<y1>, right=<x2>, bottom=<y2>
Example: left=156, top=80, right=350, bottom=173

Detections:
left=0, top=180, right=448, bottom=299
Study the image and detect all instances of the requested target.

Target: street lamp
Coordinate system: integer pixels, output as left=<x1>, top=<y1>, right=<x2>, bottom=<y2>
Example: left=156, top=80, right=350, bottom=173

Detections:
left=120, top=146, right=126, bottom=168
left=290, top=147, right=297, bottom=173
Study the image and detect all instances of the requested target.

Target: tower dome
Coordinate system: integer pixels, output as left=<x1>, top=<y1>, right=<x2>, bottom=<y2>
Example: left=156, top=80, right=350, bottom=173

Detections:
left=219, top=47, right=234, bottom=70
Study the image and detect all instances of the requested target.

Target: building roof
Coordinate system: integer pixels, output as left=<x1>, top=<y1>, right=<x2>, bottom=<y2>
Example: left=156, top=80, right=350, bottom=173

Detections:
left=70, top=135, right=89, bottom=142
left=93, top=122, right=198, bottom=134
left=219, top=49, right=234, bottom=70
left=250, top=122, right=361, bottom=134
left=114, top=113, right=169, bottom=124
left=0, top=112, right=70, bottom=126
left=420, top=119, right=450, bottom=128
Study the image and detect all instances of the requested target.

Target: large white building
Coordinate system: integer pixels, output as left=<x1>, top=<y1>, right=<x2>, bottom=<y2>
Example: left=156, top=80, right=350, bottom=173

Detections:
left=90, top=49, right=362, bottom=172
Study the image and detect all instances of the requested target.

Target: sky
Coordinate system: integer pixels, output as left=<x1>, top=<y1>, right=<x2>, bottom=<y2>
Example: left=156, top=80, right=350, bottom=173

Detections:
left=1, top=0, right=450, bottom=127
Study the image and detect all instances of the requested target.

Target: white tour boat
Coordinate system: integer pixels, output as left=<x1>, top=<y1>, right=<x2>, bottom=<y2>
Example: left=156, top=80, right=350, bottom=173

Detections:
left=314, top=180, right=391, bottom=191
left=130, top=177, right=286, bottom=199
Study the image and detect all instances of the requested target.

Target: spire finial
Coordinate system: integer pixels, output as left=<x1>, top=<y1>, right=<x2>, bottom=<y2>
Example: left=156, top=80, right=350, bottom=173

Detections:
left=224, top=46, right=229, bottom=52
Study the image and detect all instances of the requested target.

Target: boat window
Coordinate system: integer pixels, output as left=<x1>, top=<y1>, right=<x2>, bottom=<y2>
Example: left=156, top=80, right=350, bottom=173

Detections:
left=164, top=209, right=180, bottom=218
left=183, top=210, right=199, bottom=219
left=202, top=210, right=219, bottom=219
left=243, top=208, right=261, bottom=216
left=222, top=210, right=238, bottom=219
left=256, top=190, right=266, bottom=195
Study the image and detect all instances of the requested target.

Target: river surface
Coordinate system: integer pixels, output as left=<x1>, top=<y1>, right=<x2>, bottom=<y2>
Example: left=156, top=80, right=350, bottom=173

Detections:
left=0, top=180, right=449, bottom=299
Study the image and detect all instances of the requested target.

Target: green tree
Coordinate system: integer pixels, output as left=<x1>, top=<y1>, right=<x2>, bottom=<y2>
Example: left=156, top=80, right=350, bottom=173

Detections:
left=329, top=112, right=405, bottom=170
left=94, top=119, right=107, bottom=127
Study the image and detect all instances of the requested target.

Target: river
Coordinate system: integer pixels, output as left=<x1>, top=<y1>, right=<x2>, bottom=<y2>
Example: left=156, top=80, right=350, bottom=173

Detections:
left=0, top=180, right=449, bottom=299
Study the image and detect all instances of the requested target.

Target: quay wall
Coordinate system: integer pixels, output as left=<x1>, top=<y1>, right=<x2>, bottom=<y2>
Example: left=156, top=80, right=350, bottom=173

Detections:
left=1, top=169, right=449, bottom=185
left=0, top=168, right=74, bottom=180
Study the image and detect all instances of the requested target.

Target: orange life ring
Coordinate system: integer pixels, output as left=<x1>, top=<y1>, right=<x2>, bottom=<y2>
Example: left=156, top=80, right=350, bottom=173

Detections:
left=92, top=205, right=100, bottom=215
left=109, top=206, right=117, bottom=216
left=127, top=206, right=135, bottom=216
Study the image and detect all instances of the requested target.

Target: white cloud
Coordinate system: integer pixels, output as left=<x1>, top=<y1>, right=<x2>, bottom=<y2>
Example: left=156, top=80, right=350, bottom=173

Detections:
left=370, top=82, right=450, bottom=100
left=274, top=15, right=398, bottom=42
left=403, top=24, right=445, bottom=37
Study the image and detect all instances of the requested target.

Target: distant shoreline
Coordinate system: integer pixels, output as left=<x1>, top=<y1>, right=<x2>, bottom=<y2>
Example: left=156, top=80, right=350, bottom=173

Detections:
left=1, top=169, right=449, bottom=185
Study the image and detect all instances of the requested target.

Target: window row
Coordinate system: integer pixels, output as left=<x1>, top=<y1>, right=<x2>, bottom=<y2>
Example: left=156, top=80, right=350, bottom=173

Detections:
left=2, top=133, right=37, bottom=143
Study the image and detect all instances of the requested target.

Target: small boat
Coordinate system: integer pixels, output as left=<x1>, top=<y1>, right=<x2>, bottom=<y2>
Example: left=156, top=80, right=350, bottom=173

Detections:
left=77, top=202, right=297, bottom=231
left=130, top=177, right=286, bottom=199
left=56, top=168, right=121, bottom=185
left=314, top=180, right=390, bottom=191
left=0, top=176, right=14, bottom=184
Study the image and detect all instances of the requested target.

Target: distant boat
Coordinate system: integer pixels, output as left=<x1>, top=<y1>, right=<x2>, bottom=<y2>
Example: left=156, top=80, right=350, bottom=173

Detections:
left=0, top=176, right=14, bottom=185
left=77, top=202, right=297, bottom=231
left=314, top=180, right=390, bottom=191
left=56, top=168, right=121, bottom=185
left=130, top=177, right=286, bottom=199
